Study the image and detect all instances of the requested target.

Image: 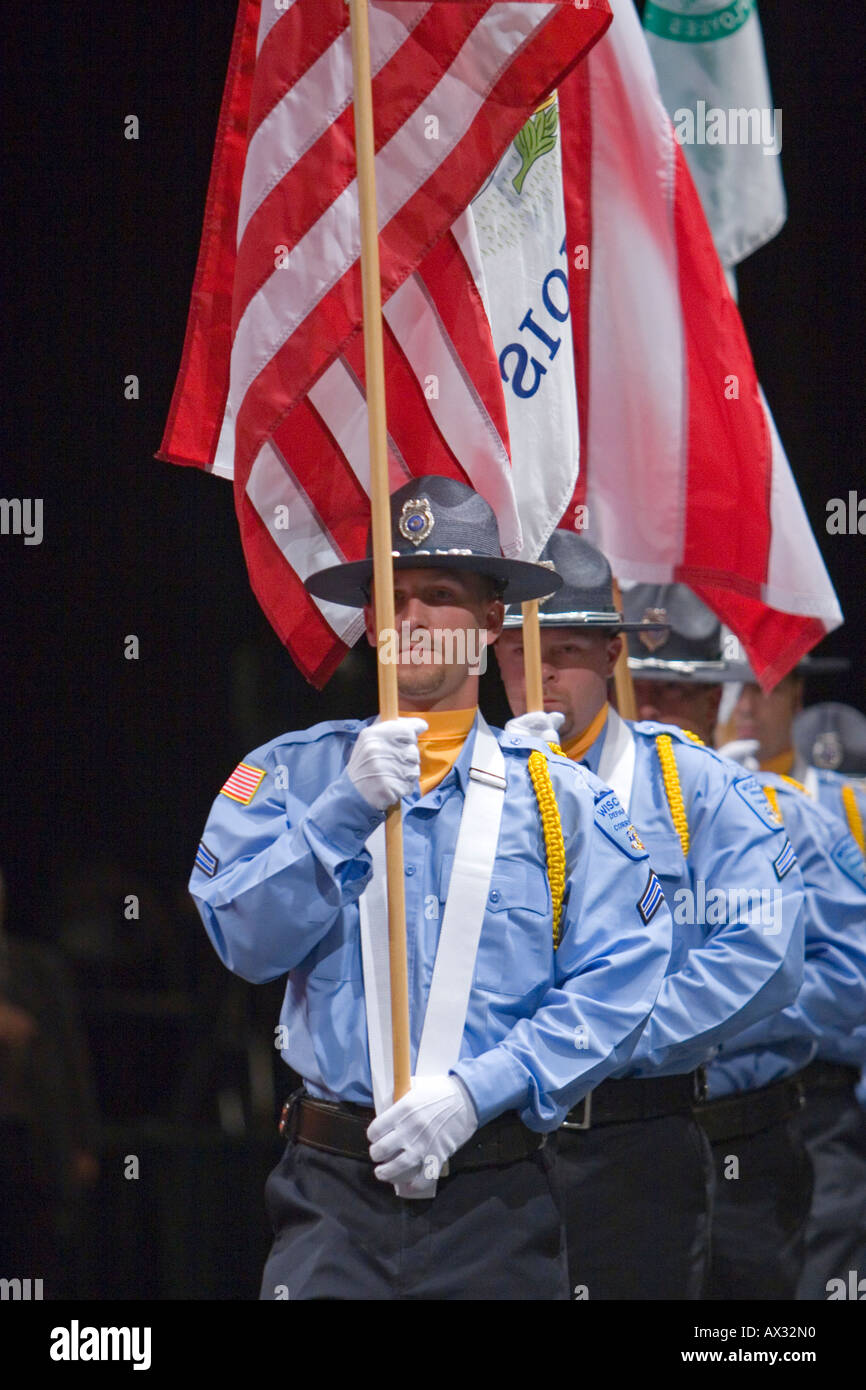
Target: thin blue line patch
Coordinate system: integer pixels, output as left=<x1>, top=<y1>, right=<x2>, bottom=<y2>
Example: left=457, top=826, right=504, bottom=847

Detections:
left=195, top=841, right=218, bottom=877
left=773, top=839, right=797, bottom=881
left=638, top=870, right=664, bottom=923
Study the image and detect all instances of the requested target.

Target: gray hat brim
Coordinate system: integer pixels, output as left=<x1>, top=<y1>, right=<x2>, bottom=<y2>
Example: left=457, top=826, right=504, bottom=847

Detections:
left=305, top=551, right=563, bottom=609
left=627, top=657, right=747, bottom=684
left=502, top=608, right=670, bottom=634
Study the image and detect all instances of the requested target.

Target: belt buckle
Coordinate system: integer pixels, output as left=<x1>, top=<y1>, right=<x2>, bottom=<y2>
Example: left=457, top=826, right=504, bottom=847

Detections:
left=278, top=1088, right=305, bottom=1140
left=561, top=1090, right=593, bottom=1131
left=694, top=1066, right=709, bottom=1105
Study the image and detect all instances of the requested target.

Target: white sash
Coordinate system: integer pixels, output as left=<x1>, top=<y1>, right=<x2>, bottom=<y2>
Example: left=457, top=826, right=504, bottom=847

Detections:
left=358, top=715, right=506, bottom=1193
left=597, top=707, right=637, bottom=815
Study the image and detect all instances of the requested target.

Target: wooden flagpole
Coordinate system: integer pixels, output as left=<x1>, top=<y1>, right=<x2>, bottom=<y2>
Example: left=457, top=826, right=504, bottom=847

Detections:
left=521, top=600, right=545, bottom=713
left=611, top=578, right=637, bottom=720
left=349, top=0, right=411, bottom=1102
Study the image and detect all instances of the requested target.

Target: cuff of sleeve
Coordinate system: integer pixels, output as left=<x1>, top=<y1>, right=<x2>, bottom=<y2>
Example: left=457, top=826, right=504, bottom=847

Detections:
left=452, top=1049, right=529, bottom=1129
left=303, top=773, right=384, bottom=866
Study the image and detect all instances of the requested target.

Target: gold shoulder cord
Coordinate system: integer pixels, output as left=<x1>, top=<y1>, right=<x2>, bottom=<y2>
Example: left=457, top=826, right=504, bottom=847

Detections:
left=842, top=784, right=866, bottom=855
left=762, top=785, right=783, bottom=824
left=656, top=735, right=690, bottom=858
left=681, top=730, right=704, bottom=745
left=527, top=749, right=566, bottom=950
left=780, top=774, right=809, bottom=795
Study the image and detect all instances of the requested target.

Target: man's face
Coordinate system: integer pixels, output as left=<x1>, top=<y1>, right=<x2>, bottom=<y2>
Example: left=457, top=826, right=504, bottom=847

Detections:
left=632, top=678, right=722, bottom=746
left=732, top=676, right=804, bottom=761
left=495, top=627, right=621, bottom=743
left=363, top=567, right=504, bottom=709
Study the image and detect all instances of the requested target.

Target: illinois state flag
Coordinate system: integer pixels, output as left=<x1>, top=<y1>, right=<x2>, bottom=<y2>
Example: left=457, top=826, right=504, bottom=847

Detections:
left=159, top=0, right=611, bottom=686
left=558, top=0, right=840, bottom=688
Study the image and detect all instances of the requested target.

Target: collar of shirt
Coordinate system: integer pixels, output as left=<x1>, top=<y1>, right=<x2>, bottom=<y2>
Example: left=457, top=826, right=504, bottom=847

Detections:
left=760, top=749, right=795, bottom=775
left=563, top=705, right=609, bottom=774
left=402, top=706, right=477, bottom=795
left=402, top=707, right=481, bottom=802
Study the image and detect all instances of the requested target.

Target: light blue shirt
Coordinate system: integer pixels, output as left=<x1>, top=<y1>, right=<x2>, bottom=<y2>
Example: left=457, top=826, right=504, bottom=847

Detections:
left=579, top=719, right=805, bottom=1078
left=807, top=766, right=866, bottom=851
left=708, top=775, right=866, bottom=1096
left=190, top=715, right=673, bottom=1131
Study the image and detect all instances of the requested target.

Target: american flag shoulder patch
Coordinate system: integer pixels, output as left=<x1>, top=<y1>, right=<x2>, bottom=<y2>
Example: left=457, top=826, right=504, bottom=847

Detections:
left=638, top=870, right=664, bottom=924
left=220, top=762, right=266, bottom=805
left=195, top=841, right=218, bottom=878
left=773, top=839, right=797, bottom=881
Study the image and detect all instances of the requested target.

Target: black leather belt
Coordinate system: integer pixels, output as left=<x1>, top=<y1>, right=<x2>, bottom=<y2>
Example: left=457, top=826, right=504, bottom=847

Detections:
left=279, top=1092, right=544, bottom=1172
left=799, top=1059, right=861, bottom=1094
left=560, top=1070, right=707, bottom=1132
left=695, top=1074, right=805, bottom=1144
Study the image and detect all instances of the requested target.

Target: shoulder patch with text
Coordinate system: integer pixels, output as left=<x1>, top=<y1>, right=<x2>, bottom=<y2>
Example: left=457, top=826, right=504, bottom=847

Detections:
left=220, top=761, right=267, bottom=805
left=734, top=775, right=784, bottom=830
left=638, top=870, right=664, bottom=924
left=831, top=835, right=866, bottom=891
left=594, top=791, right=648, bottom=860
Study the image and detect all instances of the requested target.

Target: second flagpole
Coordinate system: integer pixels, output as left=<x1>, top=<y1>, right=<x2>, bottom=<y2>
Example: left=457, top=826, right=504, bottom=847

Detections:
left=349, top=0, right=411, bottom=1103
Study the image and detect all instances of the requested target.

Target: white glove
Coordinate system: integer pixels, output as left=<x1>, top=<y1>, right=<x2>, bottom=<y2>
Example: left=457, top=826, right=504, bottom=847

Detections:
left=505, top=710, right=566, bottom=745
left=367, top=1075, right=478, bottom=1185
left=346, top=718, right=428, bottom=810
left=718, top=738, right=760, bottom=772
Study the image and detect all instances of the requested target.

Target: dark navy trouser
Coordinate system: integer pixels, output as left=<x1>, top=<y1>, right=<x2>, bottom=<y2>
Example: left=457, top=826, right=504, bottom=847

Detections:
left=796, top=1090, right=866, bottom=1300
left=706, top=1115, right=814, bottom=1300
left=260, top=1138, right=568, bottom=1300
left=557, top=1114, right=714, bottom=1300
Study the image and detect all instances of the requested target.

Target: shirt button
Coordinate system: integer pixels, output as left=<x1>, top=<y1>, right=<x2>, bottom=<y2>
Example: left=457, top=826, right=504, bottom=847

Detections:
left=510, top=736, right=521, bottom=745
left=405, top=865, right=416, bottom=877
left=489, top=889, right=500, bottom=903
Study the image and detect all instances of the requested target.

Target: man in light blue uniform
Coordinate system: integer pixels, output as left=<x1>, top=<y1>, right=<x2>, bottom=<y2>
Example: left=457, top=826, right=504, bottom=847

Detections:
left=789, top=703, right=866, bottom=1297
left=496, top=535, right=805, bottom=1300
left=792, top=703, right=866, bottom=855
left=190, top=478, right=673, bottom=1301
left=623, top=584, right=866, bottom=1298
left=727, top=670, right=866, bottom=840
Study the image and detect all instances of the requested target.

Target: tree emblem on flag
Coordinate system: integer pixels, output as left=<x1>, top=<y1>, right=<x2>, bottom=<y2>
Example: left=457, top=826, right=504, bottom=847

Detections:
left=512, top=97, right=559, bottom=195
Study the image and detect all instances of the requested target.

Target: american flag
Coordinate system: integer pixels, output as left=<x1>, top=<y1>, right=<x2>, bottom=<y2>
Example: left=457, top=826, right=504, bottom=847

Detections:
left=160, top=0, right=611, bottom=686
left=558, top=0, right=841, bottom=689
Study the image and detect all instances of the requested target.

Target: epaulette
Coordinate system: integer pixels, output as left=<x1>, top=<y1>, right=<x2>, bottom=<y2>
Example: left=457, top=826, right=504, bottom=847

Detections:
left=632, top=721, right=714, bottom=756
left=271, top=719, right=366, bottom=749
left=779, top=774, right=810, bottom=795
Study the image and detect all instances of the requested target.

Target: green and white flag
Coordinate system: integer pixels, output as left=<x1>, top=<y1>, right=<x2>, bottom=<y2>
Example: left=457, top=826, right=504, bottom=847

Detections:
left=470, top=94, right=580, bottom=561
left=644, top=0, right=786, bottom=269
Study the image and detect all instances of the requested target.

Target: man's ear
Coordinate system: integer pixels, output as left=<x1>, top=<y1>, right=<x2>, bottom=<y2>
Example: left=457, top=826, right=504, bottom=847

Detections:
left=485, top=599, right=505, bottom=643
left=605, top=633, right=624, bottom=676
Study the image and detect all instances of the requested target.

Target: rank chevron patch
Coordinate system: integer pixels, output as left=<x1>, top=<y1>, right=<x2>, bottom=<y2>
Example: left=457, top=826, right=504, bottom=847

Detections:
left=638, top=870, right=664, bottom=924
left=773, top=839, right=797, bottom=881
left=195, top=841, right=218, bottom=877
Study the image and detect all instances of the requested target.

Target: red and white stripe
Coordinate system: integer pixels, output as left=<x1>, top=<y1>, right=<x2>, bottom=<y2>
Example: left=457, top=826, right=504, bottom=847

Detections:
left=160, top=0, right=611, bottom=686
left=220, top=761, right=266, bottom=804
left=558, top=0, right=841, bottom=688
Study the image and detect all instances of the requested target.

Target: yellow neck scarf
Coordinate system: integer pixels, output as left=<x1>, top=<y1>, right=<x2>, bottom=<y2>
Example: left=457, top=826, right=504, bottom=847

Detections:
left=760, top=749, right=795, bottom=775
left=401, top=707, right=477, bottom=795
left=562, top=704, right=609, bottom=763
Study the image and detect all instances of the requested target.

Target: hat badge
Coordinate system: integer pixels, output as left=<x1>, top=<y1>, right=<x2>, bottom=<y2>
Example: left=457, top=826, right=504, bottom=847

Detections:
left=639, top=608, right=669, bottom=652
left=812, top=730, right=843, bottom=770
left=398, top=497, right=434, bottom=547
